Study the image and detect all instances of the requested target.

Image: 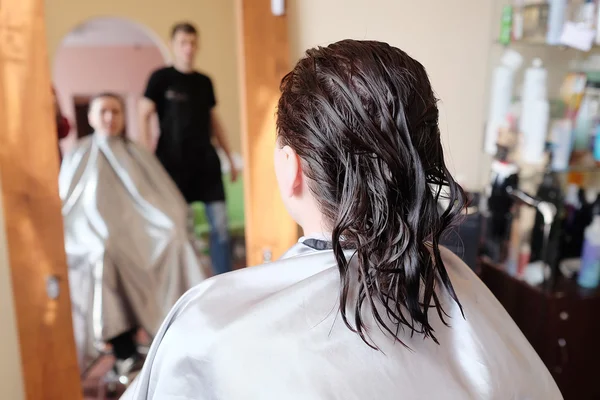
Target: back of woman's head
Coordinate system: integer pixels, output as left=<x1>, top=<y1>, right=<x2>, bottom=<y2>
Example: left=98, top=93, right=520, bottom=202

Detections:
left=276, top=39, right=466, bottom=347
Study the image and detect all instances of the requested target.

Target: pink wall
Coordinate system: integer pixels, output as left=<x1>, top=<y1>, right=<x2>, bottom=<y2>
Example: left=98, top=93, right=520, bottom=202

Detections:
left=53, top=45, right=165, bottom=151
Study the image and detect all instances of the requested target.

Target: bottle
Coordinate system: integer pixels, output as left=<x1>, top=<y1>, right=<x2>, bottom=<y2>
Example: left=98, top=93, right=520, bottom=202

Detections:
left=521, top=58, right=548, bottom=105
left=596, top=1, right=600, bottom=44
left=500, top=6, right=513, bottom=45
left=530, top=147, right=563, bottom=270
left=594, top=123, right=600, bottom=162
left=565, top=184, right=581, bottom=225
left=547, top=0, right=568, bottom=45
left=551, top=119, right=574, bottom=171
left=580, top=0, right=597, bottom=29
left=513, top=0, right=524, bottom=41
left=484, top=50, right=523, bottom=155
left=559, top=184, right=582, bottom=260
left=522, top=100, right=550, bottom=164
left=517, top=242, right=531, bottom=278
left=573, top=83, right=600, bottom=151
left=520, top=59, right=549, bottom=164
left=484, top=145, right=520, bottom=262
left=577, top=215, right=600, bottom=289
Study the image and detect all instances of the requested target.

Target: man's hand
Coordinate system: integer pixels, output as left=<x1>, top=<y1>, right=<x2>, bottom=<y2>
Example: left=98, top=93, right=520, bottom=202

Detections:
left=138, top=97, right=157, bottom=150
left=211, top=110, right=238, bottom=183
left=229, top=163, right=238, bottom=182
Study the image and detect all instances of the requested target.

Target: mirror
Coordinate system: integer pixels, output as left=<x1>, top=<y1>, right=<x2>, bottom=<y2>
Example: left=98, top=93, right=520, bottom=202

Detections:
left=50, top=11, right=244, bottom=398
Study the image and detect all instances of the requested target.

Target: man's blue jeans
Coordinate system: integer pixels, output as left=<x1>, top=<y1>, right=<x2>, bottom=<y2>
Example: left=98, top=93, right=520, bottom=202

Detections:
left=204, top=201, right=232, bottom=275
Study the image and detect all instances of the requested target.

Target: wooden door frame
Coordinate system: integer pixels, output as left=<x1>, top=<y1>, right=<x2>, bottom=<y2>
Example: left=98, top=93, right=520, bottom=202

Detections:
left=238, top=0, right=298, bottom=266
left=0, top=0, right=83, bottom=398
left=0, top=0, right=297, bottom=397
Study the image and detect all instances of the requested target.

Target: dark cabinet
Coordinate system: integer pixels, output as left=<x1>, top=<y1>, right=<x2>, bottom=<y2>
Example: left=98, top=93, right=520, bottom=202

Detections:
left=480, top=260, right=600, bottom=400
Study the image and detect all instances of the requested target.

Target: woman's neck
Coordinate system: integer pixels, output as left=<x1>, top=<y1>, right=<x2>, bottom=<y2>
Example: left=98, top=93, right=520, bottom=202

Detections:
left=301, top=221, right=331, bottom=240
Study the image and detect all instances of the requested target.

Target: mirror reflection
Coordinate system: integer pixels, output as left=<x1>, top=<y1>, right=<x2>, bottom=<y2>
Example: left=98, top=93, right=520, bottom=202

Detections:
left=52, top=15, right=244, bottom=397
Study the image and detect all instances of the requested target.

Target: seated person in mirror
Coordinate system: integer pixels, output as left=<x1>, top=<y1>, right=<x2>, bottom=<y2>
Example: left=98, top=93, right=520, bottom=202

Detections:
left=124, top=41, right=562, bottom=399
left=59, top=93, right=208, bottom=379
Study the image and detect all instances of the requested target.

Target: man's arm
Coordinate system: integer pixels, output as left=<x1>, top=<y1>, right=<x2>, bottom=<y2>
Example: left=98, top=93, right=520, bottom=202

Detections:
left=211, top=109, right=237, bottom=182
left=138, top=97, right=156, bottom=150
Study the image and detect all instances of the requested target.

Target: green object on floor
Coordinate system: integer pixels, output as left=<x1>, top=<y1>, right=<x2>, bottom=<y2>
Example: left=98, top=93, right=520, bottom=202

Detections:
left=191, top=173, right=245, bottom=238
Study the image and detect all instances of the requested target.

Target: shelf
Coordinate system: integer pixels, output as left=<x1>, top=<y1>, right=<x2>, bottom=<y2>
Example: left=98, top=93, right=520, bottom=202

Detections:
left=495, top=38, right=599, bottom=52
left=554, top=165, right=600, bottom=173
left=518, top=164, right=599, bottom=181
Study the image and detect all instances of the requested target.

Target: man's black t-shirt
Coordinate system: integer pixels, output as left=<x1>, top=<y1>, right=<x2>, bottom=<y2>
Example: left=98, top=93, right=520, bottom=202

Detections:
left=144, top=66, right=224, bottom=203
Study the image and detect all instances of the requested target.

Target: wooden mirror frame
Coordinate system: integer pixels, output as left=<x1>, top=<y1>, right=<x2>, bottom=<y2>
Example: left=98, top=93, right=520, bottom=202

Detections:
left=0, top=0, right=297, bottom=397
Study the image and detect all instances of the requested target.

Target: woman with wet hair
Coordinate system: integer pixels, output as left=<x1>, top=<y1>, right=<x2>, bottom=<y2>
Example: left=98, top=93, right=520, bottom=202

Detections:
left=124, top=40, right=561, bottom=399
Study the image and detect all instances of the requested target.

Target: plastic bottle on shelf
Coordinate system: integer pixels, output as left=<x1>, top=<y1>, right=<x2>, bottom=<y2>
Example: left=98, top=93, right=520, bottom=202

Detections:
left=551, top=119, right=574, bottom=171
left=547, top=0, right=568, bottom=45
left=500, top=6, right=513, bottom=45
left=565, top=184, right=581, bottom=223
left=529, top=150, right=563, bottom=267
left=484, top=50, right=523, bottom=155
left=521, top=58, right=547, bottom=105
left=580, top=0, right=597, bottom=29
left=577, top=215, right=600, bottom=289
left=520, top=59, right=549, bottom=164
left=596, top=2, right=600, bottom=44
left=560, top=184, right=583, bottom=259
left=594, top=123, right=600, bottom=162
left=512, top=0, right=524, bottom=41
left=573, top=82, right=600, bottom=151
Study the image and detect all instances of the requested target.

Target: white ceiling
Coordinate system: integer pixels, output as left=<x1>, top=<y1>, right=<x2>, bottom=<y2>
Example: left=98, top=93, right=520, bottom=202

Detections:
left=62, top=17, right=159, bottom=47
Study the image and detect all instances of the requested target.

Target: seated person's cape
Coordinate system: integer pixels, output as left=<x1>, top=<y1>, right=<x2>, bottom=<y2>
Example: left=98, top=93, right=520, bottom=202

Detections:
left=60, top=134, right=207, bottom=369
left=122, top=236, right=562, bottom=399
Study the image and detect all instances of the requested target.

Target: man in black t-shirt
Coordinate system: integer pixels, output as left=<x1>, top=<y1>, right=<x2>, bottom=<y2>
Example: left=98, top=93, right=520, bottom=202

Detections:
left=139, top=22, right=236, bottom=275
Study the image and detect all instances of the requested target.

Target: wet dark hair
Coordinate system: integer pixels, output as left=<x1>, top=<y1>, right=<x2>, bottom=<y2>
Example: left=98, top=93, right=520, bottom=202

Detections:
left=276, top=40, right=466, bottom=348
left=171, top=22, right=198, bottom=39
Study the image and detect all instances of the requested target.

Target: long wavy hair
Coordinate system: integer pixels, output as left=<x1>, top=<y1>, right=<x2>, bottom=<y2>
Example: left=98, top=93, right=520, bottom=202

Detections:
left=276, top=40, right=466, bottom=348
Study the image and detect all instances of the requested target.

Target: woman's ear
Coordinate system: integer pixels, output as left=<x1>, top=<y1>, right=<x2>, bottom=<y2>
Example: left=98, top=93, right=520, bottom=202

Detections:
left=276, top=145, right=303, bottom=198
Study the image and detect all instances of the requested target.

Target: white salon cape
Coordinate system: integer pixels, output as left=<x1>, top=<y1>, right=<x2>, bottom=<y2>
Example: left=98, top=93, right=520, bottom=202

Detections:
left=123, top=237, right=562, bottom=399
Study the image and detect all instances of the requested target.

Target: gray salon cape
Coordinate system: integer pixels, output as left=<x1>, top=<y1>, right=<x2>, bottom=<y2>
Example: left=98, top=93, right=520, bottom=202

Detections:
left=60, top=134, right=207, bottom=369
left=123, top=236, right=562, bottom=399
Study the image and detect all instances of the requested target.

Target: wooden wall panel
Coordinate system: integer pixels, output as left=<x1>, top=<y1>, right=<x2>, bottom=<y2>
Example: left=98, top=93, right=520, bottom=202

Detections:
left=238, top=0, right=298, bottom=265
left=0, top=0, right=82, bottom=398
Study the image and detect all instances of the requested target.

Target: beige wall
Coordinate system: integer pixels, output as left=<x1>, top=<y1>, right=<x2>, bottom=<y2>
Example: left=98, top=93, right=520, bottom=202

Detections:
left=53, top=45, right=165, bottom=148
left=288, top=0, right=495, bottom=190
left=45, top=0, right=242, bottom=152
left=0, top=177, right=25, bottom=400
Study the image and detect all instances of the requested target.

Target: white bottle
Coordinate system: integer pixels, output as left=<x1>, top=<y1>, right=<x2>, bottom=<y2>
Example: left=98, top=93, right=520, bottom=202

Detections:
left=485, top=50, right=524, bottom=154
left=520, top=58, right=547, bottom=106
left=513, top=0, right=524, bottom=41
left=580, top=0, right=597, bottom=29
left=596, top=3, right=600, bottom=44
left=577, top=215, right=600, bottom=289
left=520, top=59, right=549, bottom=164
left=547, top=0, right=568, bottom=45
left=551, top=119, right=574, bottom=171
left=522, top=100, right=550, bottom=164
